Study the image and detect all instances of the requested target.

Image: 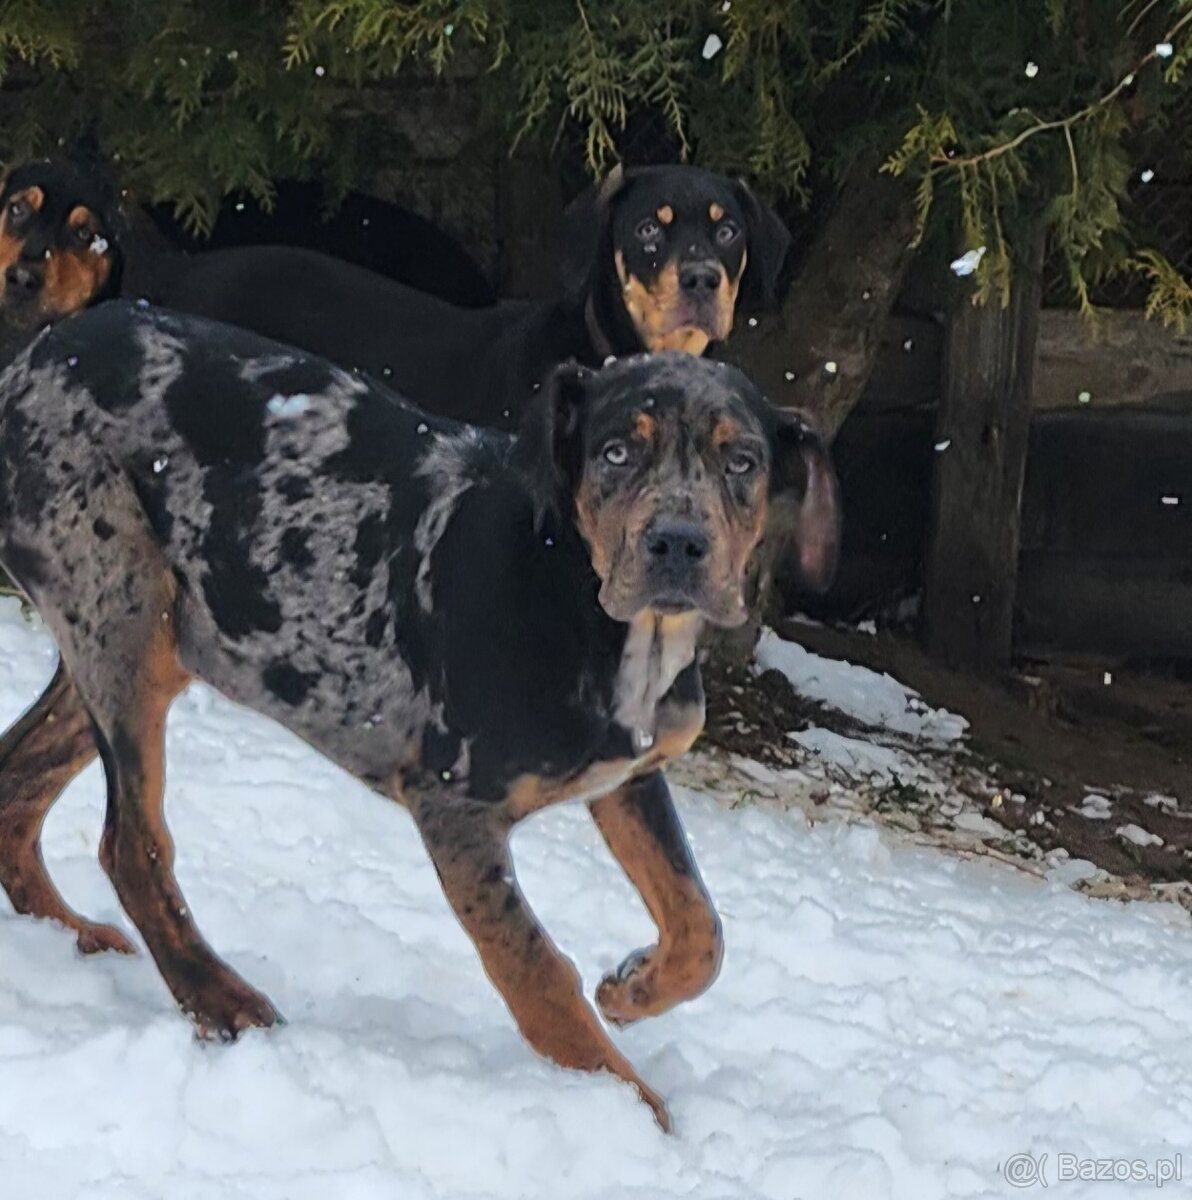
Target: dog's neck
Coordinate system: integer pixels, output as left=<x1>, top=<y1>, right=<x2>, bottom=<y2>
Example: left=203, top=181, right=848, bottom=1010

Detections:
left=583, top=266, right=649, bottom=362
left=612, top=610, right=702, bottom=752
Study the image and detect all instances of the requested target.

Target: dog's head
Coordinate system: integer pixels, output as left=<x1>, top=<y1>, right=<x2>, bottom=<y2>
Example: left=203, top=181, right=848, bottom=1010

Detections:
left=515, top=353, right=838, bottom=628
left=563, top=164, right=790, bottom=357
left=0, top=160, right=123, bottom=328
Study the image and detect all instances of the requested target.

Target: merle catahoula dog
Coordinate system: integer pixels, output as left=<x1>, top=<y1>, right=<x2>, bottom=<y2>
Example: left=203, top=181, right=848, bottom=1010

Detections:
left=0, top=160, right=788, bottom=428
left=0, top=301, right=837, bottom=1128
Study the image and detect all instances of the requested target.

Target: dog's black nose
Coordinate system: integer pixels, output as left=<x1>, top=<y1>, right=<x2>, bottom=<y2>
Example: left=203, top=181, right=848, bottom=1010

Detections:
left=679, top=261, right=721, bottom=294
left=647, top=520, right=709, bottom=563
left=5, top=263, right=42, bottom=296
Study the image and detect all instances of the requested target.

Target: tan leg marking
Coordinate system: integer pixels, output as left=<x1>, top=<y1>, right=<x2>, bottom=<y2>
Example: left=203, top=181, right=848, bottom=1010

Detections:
left=589, top=772, right=722, bottom=1026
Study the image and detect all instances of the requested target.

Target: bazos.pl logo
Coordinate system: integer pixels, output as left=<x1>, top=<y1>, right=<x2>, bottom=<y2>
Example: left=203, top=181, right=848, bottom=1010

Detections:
left=1001, top=1151, right=1183, bottom=1189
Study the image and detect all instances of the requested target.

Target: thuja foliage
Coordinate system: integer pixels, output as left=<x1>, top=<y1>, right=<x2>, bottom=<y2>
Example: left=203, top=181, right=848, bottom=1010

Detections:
left=0, top=0, right=1189, bottom=322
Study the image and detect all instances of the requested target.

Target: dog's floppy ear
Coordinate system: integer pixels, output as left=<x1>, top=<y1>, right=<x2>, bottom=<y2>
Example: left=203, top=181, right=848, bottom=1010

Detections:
left=766, top=409, right=840, bottom=594
left=733, top=179, right=791, bottom=306
left=512, top=361, right=591, bottom=527
left=559, top=164, right=632, bottom=303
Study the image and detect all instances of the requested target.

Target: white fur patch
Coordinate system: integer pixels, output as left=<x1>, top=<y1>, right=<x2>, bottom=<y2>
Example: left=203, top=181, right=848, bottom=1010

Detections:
left=613, top=612, right=700, bottom=748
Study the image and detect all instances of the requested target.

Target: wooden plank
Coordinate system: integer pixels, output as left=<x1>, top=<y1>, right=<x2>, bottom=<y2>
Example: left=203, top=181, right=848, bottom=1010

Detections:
left=1033, top=309, right=1192, bottom=410
left=1016, top=553, right=1192, bottom=661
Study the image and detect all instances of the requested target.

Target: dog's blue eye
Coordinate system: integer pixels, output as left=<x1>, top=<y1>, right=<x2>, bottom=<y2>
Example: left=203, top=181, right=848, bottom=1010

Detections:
left=7, top=200, right=27, bottom=222
left=715, top=221, right=739, bottom=246
left=603, top=441, right=630, bottom=466
left=724, top=451, right=755, bottom=476
left=636, top=219, right=662, bottom=243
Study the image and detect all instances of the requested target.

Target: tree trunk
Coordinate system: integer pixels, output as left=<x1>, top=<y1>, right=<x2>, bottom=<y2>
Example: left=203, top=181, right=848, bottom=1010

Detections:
left=922, top=221, right=1048, bottom=673
left=723, top=159, right=919, bottom=439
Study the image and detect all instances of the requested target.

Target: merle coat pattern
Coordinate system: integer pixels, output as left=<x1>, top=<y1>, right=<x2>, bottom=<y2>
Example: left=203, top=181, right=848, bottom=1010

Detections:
left=0, top=301, right=837, bottom=1130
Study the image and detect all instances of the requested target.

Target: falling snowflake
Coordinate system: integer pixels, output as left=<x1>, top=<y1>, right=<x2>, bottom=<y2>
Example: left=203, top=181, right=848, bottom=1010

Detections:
left=934, top=439, right=951, bottom=452
left=702, top=34, right=723, bottom=60
left=903, top=338, right=914, bottom=352
left=152, top=456, right=169, bottom=474
left=823, top=361, right=838, bottom=375
left=783, top=370, right=795, bottom=381
left=1161, top=495, right=1180, bottom=507
left=314, top=65, right=326, bottom=78
left=747, top=317, right=758, bottom=327
left=1140, top=168, right=1155, bottom=184
left=1077, top=390, right=1092, bottom=404
left=90, top=236, right=109, bottom=256
left=1102, top=671, right=1113, bottom=686
left=416, top=422, right=429, bottom=435
left=950, top=246, right=986, bottom=277
left=1156, top=42, right=1174, bottom=58
left=1024, top=61, right=1039, bottom=78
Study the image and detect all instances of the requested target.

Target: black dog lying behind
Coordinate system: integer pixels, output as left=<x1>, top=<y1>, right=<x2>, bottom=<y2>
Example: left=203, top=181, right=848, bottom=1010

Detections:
left=0, top=158, right=492, bottom=344
left=0, top=301, right=837, bottom=1130
left=0, top=159, right=789, bottom=428
left=146, top=178, right=495, bottom=307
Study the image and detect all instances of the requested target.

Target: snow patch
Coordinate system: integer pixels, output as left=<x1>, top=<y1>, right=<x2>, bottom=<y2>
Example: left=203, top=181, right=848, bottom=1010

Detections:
left=756, top=629, right=968, bottom=744
left=0, top=599, right=1187, bottom=1197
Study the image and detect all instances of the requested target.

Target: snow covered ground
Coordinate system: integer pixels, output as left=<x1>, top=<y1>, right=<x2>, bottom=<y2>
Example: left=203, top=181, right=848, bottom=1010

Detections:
left=1, top=597, right=1190, bottom=1199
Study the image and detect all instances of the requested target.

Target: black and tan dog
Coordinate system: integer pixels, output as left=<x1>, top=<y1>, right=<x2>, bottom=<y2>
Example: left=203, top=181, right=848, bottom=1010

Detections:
left=0, top=161, right=122, bottom=329
left=0, top=158, right=490, bottom=330
left=155, top=163, right=790, bottom=426
left=0, top=160, right=788, bottom=428
left=0, top=301, right=836, bottom=1128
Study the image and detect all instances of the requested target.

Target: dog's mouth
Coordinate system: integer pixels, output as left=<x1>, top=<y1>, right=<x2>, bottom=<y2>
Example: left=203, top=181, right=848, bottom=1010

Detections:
left=651, top=296, right=733, bottom=352
left=599, top=577, right=748, bottom=628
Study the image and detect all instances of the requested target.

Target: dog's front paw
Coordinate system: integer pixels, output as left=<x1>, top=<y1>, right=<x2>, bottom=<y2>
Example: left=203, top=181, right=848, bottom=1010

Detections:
left=596, top=945, right=660, bottom=1027
left=184, top=974, right=284, bottom=1042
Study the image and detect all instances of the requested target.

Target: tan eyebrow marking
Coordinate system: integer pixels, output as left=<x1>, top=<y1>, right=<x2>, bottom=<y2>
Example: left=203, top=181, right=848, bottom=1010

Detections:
left=656, top=205, right=674, bottom=226
left=712, top=416, right=741, bottom=446
left=709, top=202, right=725, bottom=222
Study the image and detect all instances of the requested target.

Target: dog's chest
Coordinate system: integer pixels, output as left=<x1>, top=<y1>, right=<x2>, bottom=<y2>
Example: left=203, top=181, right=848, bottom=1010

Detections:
left=504, top=614, right=704, bottom=819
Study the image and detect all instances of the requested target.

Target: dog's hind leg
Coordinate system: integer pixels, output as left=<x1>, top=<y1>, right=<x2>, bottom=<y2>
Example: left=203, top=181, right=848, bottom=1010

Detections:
left=0, top=660, right=133, bottom=954
left=589, top=772, right=723, bottom=1027
left=14, top=464, right=282, bottom=1038
left=412, top=793, right=672, bottom=1131
left=74, top=568, right=282, bottom=1039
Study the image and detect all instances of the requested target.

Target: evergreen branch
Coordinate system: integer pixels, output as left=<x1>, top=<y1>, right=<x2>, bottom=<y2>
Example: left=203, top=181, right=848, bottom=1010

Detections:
left=818, top=0, right=920, bottom=81
left=927, top=8, right=1192, bottom=172
left=1135, top=249, right=1192, bottom=332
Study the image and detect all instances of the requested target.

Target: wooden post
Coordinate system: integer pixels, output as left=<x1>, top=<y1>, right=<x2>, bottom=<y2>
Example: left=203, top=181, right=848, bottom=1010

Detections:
left=922, top=223, right=1047, bottom=672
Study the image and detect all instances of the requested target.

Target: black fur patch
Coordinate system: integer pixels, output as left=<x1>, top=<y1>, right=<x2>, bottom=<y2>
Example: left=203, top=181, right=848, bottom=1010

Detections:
left=200, top=466, right=281, bottom=639
left=280, top=527, right=314, bottom=571
left=351, top=512, right=385, bottom=588
left=262, top=660, right=317, bottom=706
